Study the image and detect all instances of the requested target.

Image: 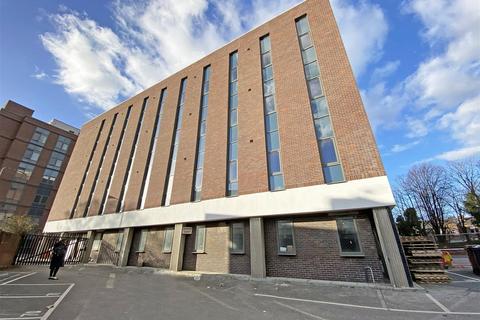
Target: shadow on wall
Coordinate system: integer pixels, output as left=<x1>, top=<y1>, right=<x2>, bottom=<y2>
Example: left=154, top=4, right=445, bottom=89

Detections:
left=127, top=226, right=172, bottom=269
left=263, top=210, right=387, bottom=283
left=182, top=220, right=251, bottom=276
left=96, top=231, right=120, bottom=265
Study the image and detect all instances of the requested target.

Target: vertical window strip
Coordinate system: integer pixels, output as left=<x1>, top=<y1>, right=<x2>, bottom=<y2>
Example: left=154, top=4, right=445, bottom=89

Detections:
left=295, top=16, right=345, bottom=184
left=260, top=35, right=285, bottom=191
left=99, top=106, right=132, bottom=215
left=227, top=52, right=239, bottom=196
left=163, top=78, right=188, bottom=206
left=192, top=66, right=211, bottom=202
left=118, top=98, right=149, bottom=212
left=138, top=89, right=168, bottom=210
left=70, top=119, right=106, bottom=219
left=82, top=113, right=118, bottom=217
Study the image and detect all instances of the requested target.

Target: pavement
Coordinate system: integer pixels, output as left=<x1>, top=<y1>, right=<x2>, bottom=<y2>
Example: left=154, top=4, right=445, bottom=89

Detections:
left=0, top=264, right=479, bottom=320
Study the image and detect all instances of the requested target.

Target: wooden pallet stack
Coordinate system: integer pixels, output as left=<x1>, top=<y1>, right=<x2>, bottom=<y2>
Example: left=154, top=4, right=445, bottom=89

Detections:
left=401, top=236, right=450, bottom=284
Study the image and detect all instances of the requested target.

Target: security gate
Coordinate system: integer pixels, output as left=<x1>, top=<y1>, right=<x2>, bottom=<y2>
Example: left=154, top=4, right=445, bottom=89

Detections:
left=14, top=233, right=88, bottom=265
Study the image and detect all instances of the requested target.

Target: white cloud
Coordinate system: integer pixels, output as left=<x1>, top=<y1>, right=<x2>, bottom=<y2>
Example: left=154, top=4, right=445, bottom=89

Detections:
left=403, top=0, right=480, bottom=148
left=404, top=0, right=480, bottom=108
left=438, top=96, right=480, bottom=147
left=405, top=117, right=428, bottom=138
left=331, top=0, right=388, bottom=77
left=40, top=12, right=140, bottom=109
left=391, top=140, right=420, bottom=153
left=363, top=0, right=479, bottom=157
left=360, top=81, right=407, bottom=130
left=370, top=60, right=400, bottom=83
left=433, top=146, right=480, bottom=161
left=32, top=66, right=48, bottom=80
left=40, top=0, right=304, bottom=111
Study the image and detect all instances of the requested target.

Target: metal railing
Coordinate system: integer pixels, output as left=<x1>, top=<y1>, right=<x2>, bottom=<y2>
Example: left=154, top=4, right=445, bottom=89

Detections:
left=14, top=233, right=88, bottom=265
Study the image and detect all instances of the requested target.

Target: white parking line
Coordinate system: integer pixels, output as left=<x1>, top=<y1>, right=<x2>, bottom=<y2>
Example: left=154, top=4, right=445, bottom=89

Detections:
left=273, top=300, right=329, bottom=320
left=425, top=293, right=450, bottom=313
left=254, top=293, right=480, bottom=316
left=0, top=315, right=42, bottom=320
left=189, top=286, right=239, bottom=312
left=2, top=283, right=72, bottom=286
left=106, top=273, right=115, bottom=289
left=0, top=273, right=36, bottom=286
left=376, top=289, right=387, bottom=309
left=0, top=295, right=60, bottom=299
left=40, top=283, right=75, bottom=320
left=447, top=271, right=480, bottom=282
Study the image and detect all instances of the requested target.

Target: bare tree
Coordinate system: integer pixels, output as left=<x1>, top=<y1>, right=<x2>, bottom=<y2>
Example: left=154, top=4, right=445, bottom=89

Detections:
left=401, top=163, right=450, bottom=235
left=447, top=187, right=468, bottom=233
left=448, top=157, right=480, bottom=227
left=448, top=158, right=480, bottom=203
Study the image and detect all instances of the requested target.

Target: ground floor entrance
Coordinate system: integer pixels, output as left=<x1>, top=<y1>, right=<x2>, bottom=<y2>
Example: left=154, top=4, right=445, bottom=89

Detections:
left=81, top=207, right=411, bottom=286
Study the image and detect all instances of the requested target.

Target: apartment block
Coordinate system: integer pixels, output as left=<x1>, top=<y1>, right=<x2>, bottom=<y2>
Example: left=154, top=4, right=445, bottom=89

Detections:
left=0, top=100, right=78, bottom=227
left=45, top=0, right=411, bottom=287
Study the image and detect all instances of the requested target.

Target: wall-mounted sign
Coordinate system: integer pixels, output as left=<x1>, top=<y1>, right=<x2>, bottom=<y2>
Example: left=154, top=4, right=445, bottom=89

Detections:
left=182, top=227, right=193, bottom=235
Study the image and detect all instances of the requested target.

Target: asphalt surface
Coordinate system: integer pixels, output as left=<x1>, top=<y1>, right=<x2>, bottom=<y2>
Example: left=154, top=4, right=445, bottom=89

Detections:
left=0, top=264, right=479, bottom=320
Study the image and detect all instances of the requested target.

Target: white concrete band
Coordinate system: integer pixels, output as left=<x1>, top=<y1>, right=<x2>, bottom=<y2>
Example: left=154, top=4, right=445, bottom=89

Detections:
left=44, top=176, right=395, bottom=233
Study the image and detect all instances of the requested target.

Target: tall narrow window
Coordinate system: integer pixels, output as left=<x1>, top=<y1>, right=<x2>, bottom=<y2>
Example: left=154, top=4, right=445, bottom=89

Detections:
left=260, top=35, right=285, bottom=191
left=162, top=228, right=174, bottom=253
left=70, top=120, right=105, bottom=219
left=99, top=106, right=132, bottom=215
left=83, top=114, right=118, bottom=217
left=192, top=66, right=211, bottom=201
left=118, top=98, right=149, bottom=212
left=163, top=78, right=188, bottom=206
left=227, top=52, right=239, bottom=196
left=138, top=89, right=168, bottom=209
left=295, top=16, right=345, bottom=183
left=230, top=222, right=245, bottom=254
left=194, top=225, right=206, bottom=253
left=277, top=220, right=296, bottom=255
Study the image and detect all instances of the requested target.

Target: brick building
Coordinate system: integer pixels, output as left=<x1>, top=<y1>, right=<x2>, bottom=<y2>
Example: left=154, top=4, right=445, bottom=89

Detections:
left=0, top=100, right=78, bottom=227
left=45, top=0, right=411, bottom=287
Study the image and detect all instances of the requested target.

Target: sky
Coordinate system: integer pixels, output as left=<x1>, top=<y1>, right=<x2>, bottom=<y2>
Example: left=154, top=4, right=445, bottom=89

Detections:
left=0, top=0, right=479, bottom=180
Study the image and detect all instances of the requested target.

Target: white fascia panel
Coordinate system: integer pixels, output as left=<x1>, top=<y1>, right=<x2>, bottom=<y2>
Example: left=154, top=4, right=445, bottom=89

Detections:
left=44, top=175, right=395, bottom=233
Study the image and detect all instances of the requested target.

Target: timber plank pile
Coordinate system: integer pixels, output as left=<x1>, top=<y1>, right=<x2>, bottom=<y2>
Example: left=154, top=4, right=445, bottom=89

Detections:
left=401, top=236, right=450, bottom=284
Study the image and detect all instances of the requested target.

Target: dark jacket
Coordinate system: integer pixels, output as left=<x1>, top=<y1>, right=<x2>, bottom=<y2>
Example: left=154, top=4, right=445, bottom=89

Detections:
left=50, top=241, right=67, bottom=268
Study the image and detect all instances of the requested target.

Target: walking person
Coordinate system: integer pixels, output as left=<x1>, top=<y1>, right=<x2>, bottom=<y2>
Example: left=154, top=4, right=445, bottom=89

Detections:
left=49, top=239, right=67, bottom=280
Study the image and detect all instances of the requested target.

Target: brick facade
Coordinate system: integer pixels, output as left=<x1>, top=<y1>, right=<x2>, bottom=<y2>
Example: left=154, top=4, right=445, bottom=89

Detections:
left=45, top=0, right=403, bottom=285
left=127, top=226, right=172, bottom=268
left=183, top=220, right=251, bottom=275
left=94, top=230, right=121, bottom=265
left=264, top=212, right=385, bottom=282
left=48, top=0, right=384, bottom=223
left=0, top=100, right=77, bottom=227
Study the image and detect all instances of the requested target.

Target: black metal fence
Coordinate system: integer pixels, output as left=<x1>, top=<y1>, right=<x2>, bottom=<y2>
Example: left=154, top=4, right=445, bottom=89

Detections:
left=14, top=233, right=89, bottom=265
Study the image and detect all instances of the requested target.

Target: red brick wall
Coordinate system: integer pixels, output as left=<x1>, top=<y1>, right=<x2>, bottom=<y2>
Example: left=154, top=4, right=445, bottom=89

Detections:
left=96, top=230, right=120, bottom=265
left=264, top=212, right=385, bottom=283
left=49, top=0, right=385, bottom=222
left=127, top=226, right=172, bottom=268
left=182, top=220, right=250, bottom=275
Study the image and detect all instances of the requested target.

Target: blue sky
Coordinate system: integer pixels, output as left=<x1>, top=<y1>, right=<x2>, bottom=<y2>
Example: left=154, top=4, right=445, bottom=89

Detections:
left=0, top=0, right=479, bottom=180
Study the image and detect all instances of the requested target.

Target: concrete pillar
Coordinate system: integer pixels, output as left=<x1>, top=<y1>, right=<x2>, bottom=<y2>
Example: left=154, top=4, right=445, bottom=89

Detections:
left=117, top=228, right=134, bottom=267
left=372, top=207, right=412, bottom=287
left=249, top=217, right=266, bottom=278
left=169, top=223, right=185, bottom=271
left=81, top=230, right=95, bottom=263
